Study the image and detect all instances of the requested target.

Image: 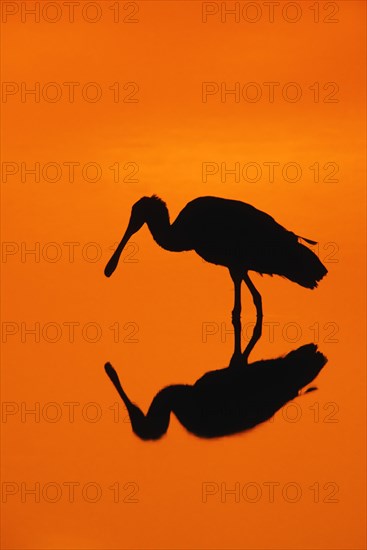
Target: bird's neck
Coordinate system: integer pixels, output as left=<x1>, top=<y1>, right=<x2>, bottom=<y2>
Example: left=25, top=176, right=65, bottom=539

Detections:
left=145, top=208, right=178, bottom=251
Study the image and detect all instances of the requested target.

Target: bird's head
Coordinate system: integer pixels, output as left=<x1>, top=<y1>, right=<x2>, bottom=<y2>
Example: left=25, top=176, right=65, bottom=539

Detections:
left=126, top=195, right=167, bottom=232
left=104, top=195, right=165, bottom=277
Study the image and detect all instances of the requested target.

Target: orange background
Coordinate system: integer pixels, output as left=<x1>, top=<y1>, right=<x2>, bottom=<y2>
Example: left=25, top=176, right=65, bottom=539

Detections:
left=1, top=1, right=366, bottom=549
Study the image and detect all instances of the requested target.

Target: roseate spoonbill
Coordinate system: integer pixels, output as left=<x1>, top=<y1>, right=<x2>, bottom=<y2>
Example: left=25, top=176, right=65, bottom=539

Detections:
left=104, top=196, right=327, bottom=363
left=104, top=343, right=327, bottom=439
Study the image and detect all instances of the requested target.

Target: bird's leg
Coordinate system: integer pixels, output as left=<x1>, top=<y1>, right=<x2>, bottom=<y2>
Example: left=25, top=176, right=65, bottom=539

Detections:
left=242, top=271, right=263, bottom=364
left=229, top=270, right=243, bottom=368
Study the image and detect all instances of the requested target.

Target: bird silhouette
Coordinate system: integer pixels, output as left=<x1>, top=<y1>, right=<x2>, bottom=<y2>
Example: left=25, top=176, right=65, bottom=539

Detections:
left=104, top=343, right=327, bottom=440
left=105, top=196, right=327, bottom=364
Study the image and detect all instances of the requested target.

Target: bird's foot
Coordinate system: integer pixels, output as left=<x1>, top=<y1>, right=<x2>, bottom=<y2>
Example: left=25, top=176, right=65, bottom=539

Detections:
left=229, top=354, right=247, bottom=369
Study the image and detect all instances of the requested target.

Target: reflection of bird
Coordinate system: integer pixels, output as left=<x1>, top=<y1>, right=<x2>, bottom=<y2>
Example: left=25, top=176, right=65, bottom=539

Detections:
left=105, top=196, right=327, bottom=362
left=104, top=344, right=327, bottom=440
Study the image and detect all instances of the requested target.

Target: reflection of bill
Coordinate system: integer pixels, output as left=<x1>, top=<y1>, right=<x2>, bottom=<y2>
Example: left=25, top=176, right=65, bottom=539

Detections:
left=104, top=343, right=327, bottom=440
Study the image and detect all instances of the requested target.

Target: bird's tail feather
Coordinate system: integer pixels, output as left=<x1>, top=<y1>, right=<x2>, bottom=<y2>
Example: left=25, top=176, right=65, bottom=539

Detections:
left=273, top=242, right=328, bottom=289
left=298, top=235, right=318, bottom=245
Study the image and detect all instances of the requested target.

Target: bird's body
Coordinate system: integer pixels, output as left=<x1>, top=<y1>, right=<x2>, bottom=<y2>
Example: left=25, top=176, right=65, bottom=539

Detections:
left=105, top=195, right=327, bottom=363
left=129, top=195, right=326, bottom=289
